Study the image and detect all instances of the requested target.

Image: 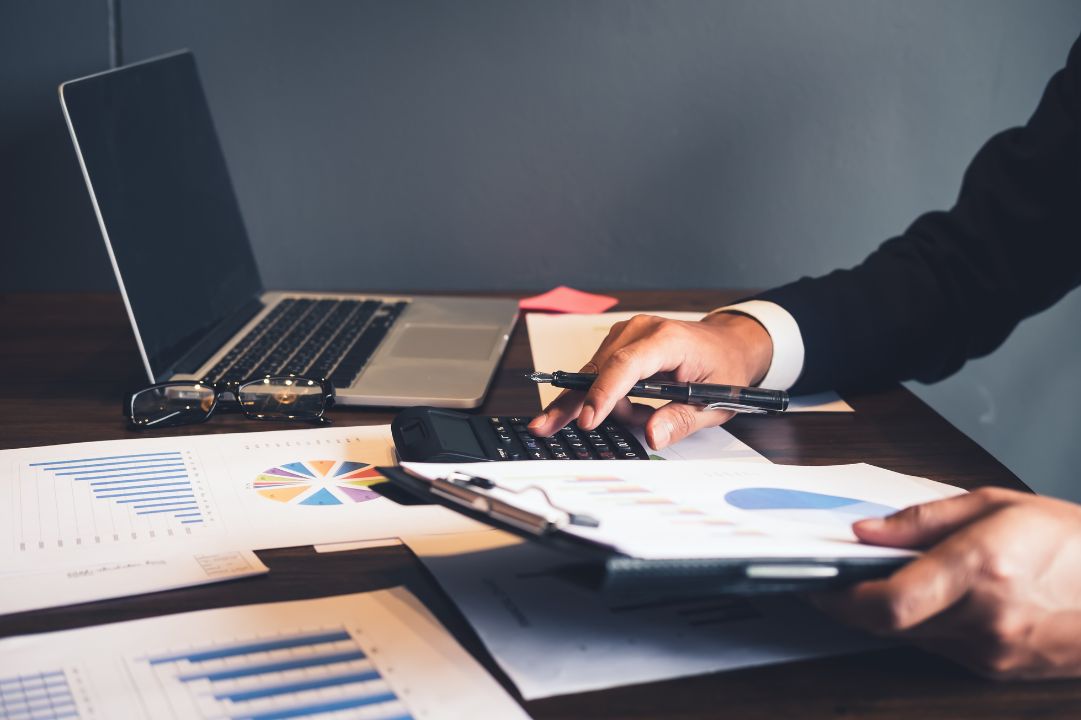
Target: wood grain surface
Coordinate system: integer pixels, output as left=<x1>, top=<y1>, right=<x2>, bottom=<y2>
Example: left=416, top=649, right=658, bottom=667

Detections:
left=1, top=291, right=1076, bottom=719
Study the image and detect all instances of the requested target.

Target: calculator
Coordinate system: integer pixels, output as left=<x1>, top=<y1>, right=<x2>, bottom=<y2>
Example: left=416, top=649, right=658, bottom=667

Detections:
left=391, top=407, right=650, bottom=462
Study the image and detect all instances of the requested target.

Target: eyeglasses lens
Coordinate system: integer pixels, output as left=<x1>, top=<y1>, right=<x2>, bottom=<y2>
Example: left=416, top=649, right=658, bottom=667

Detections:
left=238, top=377, right=326, bottom=419
left=130, top=384, right=216, bottom=427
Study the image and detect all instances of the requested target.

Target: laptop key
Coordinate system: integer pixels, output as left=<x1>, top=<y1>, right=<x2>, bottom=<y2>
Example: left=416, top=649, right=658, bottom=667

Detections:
left=329, top=306, right=400, bottom=388
left=309, top=300, right=381, bottom=380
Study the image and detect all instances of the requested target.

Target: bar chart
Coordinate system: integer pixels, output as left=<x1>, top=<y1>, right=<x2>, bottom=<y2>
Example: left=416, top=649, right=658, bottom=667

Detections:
left=0, top=588, right=529, bottom=720
left=0, top=670, right=83, bottom=719
left=15, top=448, right=216, bottom=553
left=134, top=627, right=412, bottom=719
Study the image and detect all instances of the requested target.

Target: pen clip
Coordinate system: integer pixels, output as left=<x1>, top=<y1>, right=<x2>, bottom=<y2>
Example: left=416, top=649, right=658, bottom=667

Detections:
left=704, top=401, right=770, bottom=414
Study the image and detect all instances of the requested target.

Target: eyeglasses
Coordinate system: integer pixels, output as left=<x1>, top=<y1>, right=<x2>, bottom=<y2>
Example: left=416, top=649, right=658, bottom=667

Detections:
left=125, top=375, right=335, bottom=429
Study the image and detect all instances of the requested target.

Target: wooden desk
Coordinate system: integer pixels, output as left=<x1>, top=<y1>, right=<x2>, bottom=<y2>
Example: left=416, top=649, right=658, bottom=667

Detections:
left=1, top=291, right=1077, bottom=718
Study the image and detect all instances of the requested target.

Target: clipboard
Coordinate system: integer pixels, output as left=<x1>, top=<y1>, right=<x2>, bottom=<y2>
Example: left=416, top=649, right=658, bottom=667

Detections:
left=377, top=465, right=910, bottom=595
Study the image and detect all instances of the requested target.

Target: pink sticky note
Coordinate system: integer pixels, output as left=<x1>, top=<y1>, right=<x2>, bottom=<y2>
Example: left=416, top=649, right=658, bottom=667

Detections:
left=519, top=286, right=619, bottom=314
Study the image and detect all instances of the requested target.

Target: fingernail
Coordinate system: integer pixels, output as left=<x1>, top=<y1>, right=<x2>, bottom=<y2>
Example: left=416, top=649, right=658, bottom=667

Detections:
left=528, top=412, right=547, bottom=430
left=579, top=405, right=595, bottom=430
left=652, top=422, right=671, bottom=448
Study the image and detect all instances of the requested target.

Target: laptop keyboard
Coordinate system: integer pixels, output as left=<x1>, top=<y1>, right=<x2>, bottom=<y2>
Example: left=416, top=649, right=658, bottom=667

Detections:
left=205, top=298, right=407, bottom=387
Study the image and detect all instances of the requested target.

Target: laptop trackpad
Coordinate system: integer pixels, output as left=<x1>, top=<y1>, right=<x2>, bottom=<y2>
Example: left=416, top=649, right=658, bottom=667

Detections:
left=387, top=325, right=500, bottom=361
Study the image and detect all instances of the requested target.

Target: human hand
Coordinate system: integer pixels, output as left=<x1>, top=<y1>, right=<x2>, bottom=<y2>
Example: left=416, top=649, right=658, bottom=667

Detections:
left=814, top=487, right=1081, bottom=679
left=527, top=312, right=774, bottom=449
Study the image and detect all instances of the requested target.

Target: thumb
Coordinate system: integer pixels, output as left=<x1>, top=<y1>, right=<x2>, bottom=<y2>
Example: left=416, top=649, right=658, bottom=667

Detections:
left=644, top=402, right=735, bottom=450
left=853, top=487, right=1012, bottom=549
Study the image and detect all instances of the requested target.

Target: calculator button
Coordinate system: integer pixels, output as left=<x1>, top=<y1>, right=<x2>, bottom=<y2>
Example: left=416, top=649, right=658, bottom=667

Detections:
left=551, top=450, right=569, bottom=459
left=528, top=449, right=547, bottom=460
left=511, top=423, right=528, bottom=433
left=621, top=450, right=638, bottom=459
left=509, top=417, right=529, bottom=424
left=497, top=433, right=514, bottom=444
left=495, top=447, right=510, bottom=460
left=573, top=448, right=593, bottom=460
left=598, top=451, right=615, bottom=459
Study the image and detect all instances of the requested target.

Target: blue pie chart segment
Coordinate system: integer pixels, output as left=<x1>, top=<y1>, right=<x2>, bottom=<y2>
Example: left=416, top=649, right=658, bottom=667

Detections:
left=724, top=487, right=897, bottom=527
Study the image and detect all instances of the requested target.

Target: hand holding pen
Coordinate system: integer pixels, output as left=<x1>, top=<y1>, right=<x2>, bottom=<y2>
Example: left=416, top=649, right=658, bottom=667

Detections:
left=528, top=371, right=788, bottom=413
left=527, top=312, right=777, bottom=449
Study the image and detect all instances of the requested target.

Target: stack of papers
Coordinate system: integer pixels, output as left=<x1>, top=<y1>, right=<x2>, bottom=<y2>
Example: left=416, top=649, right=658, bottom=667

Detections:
left=407, top=529, right=882, bottom=699
left=402, top=459, right=964, bottom=560
left=0, top=425, right=481, bottom=614
left=402, top=459, right=965, bottom=698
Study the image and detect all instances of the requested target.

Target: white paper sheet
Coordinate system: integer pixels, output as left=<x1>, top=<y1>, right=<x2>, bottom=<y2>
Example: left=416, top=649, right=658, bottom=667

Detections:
left=0, top=426, right=483, bottom=574
left=402, top=460, right=965, bottom=561
left=634, top=424, right=768, bottom=463
left=0, top=586, right=529, bottom=719
left=0, top=550, right=267, bottom=616
left=526, top=311, right=854, bottom=412
left=405, top=530, right=884, bottom=700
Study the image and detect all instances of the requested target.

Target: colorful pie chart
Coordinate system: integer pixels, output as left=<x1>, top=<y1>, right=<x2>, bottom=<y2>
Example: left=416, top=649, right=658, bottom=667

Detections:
left=253, top=460, right=384, bottom=506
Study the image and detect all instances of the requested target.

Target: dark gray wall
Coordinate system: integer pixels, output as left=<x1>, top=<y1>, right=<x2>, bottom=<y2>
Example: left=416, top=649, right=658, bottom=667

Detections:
left=3, top=1, right=1081, bottom=502
left=2, top=1, right=115, bottom=292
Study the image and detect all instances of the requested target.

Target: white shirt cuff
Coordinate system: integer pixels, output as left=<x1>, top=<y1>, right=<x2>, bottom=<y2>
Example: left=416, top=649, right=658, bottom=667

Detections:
left=709, top=300, right=805, bottom=391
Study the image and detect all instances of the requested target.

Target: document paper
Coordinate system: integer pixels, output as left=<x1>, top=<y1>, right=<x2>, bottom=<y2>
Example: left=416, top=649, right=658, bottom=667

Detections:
left=0, top=586, right=529, bottom=719
left=0, top=550, right=267, bottom=616
left=0, top=425, right=482, bottom=575
left=407, top=530, right=883, bottom=700
left=526, top=311, right=854, bottom=412
left=402, top=459, right=965, bottom=560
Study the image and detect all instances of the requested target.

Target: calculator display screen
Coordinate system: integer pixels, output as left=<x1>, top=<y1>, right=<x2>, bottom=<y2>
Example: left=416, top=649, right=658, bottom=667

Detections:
left=430, top=413, right=485, bottom=457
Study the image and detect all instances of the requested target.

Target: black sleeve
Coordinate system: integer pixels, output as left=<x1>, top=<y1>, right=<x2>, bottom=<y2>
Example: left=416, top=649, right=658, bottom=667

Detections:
left=757, top=34, right=1081, bottom=395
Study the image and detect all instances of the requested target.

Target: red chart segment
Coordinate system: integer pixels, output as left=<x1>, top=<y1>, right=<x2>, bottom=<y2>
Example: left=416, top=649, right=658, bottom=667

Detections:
left=253, top=460, right=385, bottom=505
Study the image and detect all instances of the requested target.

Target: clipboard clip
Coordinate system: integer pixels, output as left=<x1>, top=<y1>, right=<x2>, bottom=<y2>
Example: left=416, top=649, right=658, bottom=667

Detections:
left=429, top=470, right=601, bottom=534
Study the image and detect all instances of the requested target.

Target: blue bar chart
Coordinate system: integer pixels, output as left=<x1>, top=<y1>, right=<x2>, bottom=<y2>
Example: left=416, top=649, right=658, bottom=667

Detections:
left=0, top=670, right=81, bottom=719
left=16, top=448, right=215, bottom=552
left=0, top=588, right=529, bottom=720
left=139, top=627, right=412, bottom=720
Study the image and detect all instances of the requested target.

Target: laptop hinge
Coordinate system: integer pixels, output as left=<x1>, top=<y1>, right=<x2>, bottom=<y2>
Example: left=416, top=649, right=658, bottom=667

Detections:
left=167, top=297, right=265, bottom=380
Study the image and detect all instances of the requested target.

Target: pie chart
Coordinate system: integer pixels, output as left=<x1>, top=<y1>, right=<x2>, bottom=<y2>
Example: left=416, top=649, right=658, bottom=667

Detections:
left=253, top=460, right=385, bottom=506
left=724, top=487, right=896, bottom=527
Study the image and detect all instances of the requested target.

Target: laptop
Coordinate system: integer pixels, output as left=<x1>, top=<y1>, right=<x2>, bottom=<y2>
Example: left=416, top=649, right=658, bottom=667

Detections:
left=59, top=51, right=518, bottom=408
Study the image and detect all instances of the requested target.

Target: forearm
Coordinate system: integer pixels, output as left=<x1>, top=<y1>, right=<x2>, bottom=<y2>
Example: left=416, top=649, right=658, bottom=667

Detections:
left=757, top=36, right=1081, bottom=395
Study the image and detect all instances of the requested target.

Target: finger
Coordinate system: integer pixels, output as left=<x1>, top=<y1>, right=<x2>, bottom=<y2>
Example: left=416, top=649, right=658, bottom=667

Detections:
left=528, top=387, right=582, bottom=436
left=528, top=361, right=602, bottom=436
left=534, top=318, right=655, bottom=434
left=853, top=487, right=1016, bottom=549
left=579, top=336, right=682, bottom=430
left=644, top=402, right=735, bottom=449
left=609, top=399, right=656, bottom=428
left=818, top=521, right=986, bottom=633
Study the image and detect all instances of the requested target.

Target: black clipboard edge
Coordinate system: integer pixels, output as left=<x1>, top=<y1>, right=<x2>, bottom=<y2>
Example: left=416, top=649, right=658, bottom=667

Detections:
left=376, top=466, right=911, bottom=595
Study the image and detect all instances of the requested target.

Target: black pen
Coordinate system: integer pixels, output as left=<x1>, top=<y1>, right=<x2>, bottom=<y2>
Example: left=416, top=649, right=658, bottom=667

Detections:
left=527, top=370, right=789, bottom=414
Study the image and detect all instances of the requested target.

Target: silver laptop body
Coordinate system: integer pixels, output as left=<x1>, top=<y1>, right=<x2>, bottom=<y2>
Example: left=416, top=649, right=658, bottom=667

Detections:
left=59, top=51, right=516, bottom=408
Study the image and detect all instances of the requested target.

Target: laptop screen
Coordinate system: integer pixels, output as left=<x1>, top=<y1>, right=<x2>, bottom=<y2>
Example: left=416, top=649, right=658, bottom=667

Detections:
left=61, top=51, right=263, bottom=381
